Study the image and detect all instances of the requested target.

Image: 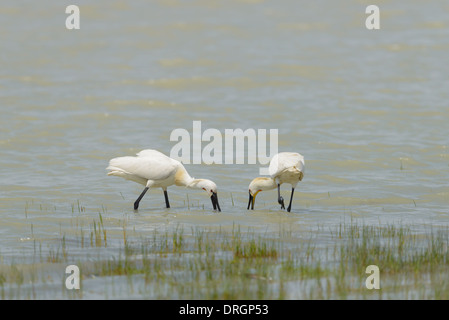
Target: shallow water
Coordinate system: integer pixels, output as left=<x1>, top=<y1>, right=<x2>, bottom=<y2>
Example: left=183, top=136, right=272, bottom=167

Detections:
left=1, top=0, right=449, bottom=299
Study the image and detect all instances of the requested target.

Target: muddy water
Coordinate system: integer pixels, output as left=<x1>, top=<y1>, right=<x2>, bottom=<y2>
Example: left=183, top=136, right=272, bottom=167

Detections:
left=1, top=0, right=448, bottom=298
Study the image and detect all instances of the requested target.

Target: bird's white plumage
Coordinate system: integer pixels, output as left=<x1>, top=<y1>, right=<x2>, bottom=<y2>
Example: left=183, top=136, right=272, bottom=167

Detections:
left=248, top=151, right=305, bottom=212
left=106, top=149, right=220, bottom=210
left=136, top=149, right=172, bottom=159
left=268, top=152, right=305, bottom=180
left=107, top=151, right=179, bottom=185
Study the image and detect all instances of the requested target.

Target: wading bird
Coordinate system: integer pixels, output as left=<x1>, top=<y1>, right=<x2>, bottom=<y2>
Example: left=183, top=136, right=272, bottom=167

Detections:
left=248, top=152, right=304, bottom=212
left=107, top=149, right=220, bottom=211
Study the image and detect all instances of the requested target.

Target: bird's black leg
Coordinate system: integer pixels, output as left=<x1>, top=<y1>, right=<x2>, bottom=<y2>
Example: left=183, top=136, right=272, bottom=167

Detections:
left=287, top=188, right=295, bottom=212
left=164, top=190, right=170, bottom=208
left=134, top=187, right=149, bottom=210
left=277, top=184, right=285, bottom=210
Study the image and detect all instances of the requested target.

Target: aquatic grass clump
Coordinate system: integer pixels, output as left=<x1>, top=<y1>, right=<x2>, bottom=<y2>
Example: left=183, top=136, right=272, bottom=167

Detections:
left=96, top=245, right=141, bottom=278
left=233, top=238, right=278, bottom=259
left=333, top=222, right=449, bottom=276
left=90, top=213, right=107, bottom=248
left=71, top=224, right=284, bottom=299
left=3, top=204, right=449, bottom=300
left=225, top=224, right=279, bottom=259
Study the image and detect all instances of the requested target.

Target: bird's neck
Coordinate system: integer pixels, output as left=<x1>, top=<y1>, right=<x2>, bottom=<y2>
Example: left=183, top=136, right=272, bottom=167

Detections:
left=264, top=178, right=278, bottom=190
left=186, top=178, right=209, bottom=190
left=254, top=177, right=278, bottom=191
left=174, top=165, right=195, bottom=187
left=174, top=163, right=212, bottom=190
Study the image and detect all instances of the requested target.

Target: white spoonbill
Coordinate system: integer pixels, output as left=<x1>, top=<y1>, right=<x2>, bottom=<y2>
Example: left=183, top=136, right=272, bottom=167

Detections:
left=248, top=152, right=304, bottom=212
left=106, top=149, right=220, bottom=211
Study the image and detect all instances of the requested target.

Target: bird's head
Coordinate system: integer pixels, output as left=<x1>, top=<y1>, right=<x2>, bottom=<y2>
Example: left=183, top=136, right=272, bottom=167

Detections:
left=189, top=179, right=220, bottom=212
left=247, top=177, right=276, bottom=210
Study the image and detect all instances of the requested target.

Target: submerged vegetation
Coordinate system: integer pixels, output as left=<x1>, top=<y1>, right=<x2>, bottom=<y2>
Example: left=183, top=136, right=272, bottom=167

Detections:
left=1, top=199, right=449, bottom=299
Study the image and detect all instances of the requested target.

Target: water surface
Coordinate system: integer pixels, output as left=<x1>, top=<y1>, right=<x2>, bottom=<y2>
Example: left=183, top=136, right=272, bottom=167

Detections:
left=1, top=0, right=448, bottom=299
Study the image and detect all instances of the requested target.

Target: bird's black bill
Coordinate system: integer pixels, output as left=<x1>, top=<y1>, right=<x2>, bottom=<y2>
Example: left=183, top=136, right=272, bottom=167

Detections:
left=211, top=192, right=221, bottom=212
left=247, top=191, right=253, bottom=210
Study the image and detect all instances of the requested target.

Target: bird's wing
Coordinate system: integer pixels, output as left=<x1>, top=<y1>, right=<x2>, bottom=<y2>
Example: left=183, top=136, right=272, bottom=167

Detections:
left=136, top=149, right=169, bottom=159
left=269, top=152, right=305, bottom=178
left=107, top=151, right=179, bottom=181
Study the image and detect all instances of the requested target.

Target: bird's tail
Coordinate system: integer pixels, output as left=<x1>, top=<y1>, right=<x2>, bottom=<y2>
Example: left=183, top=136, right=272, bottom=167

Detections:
left=106, top=157, right=147, bottom=185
